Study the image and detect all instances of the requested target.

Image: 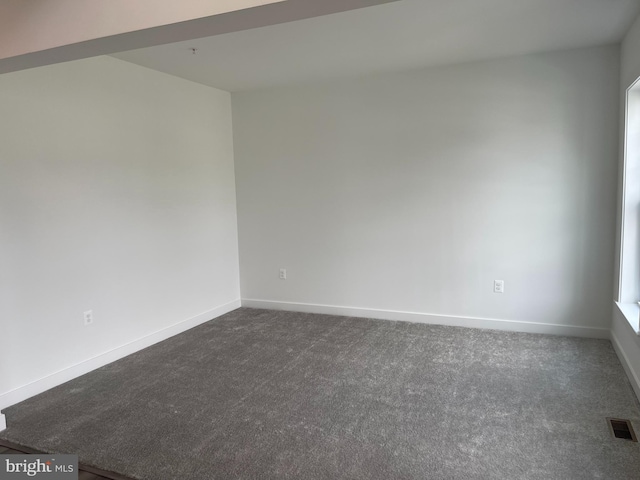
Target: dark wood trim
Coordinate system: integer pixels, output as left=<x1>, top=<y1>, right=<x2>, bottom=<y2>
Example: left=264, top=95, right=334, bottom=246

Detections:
left=75, top=464, right=134, bottom=480
left=0, top=439, right=134, bottom=480
left=0, top=438, right=43, bottom=454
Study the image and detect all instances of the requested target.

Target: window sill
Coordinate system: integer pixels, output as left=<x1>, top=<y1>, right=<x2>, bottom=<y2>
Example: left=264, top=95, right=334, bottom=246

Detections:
left=615, top=302, right=640, bottom=335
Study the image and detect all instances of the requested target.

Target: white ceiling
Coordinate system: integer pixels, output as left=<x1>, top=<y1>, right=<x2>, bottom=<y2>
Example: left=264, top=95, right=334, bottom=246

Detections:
left=112, top=0, right=640, bottom=92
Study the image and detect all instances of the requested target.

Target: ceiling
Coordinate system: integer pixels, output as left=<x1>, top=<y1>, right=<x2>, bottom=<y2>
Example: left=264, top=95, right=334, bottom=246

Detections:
left=112, top=0, right=640, bottom=92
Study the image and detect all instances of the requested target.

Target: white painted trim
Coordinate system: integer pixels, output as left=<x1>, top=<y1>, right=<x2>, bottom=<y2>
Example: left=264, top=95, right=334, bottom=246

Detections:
left=0, top=414, right=6, bottom=432
left=0, top=300, right=241, bottom=412
left=611, top=330, right=640, bottom=401
left=241, top=299, right=610, bottom=339
left=615, top=301, right=640, bottom=334
left=616, top=83, right=629, bottom=303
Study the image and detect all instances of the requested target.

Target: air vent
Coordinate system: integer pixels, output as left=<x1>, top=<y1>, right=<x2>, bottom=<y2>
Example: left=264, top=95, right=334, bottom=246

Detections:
left=607, top=418, right=637, bottom=442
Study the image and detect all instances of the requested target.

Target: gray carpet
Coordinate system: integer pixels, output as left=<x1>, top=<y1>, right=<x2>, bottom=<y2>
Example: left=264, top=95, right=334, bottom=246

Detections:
left=1, top=308, right=639, bottom=479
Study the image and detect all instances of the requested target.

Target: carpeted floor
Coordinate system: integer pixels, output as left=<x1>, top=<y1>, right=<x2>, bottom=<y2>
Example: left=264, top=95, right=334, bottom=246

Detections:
left=1, top=308, right=639, bottom=479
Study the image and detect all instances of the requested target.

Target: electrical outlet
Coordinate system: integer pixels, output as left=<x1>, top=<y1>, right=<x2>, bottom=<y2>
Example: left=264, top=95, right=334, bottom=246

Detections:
left=494, top=280, right=504, bottom=294
left=83, top=310, right=94, bottom=326
left=279, top=268, right=287, bottom=280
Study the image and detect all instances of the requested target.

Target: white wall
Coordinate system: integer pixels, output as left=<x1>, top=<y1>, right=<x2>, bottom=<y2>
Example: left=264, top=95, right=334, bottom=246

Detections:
left=612, top=13, right=640, bottom=400
left=233, top=46, right=619, bottom=336
left=0, top=56, right=240, bottom=408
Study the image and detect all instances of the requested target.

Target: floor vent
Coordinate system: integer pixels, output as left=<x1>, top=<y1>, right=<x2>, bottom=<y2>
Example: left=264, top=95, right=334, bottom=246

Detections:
left=607, top=418, right=638, bottom=442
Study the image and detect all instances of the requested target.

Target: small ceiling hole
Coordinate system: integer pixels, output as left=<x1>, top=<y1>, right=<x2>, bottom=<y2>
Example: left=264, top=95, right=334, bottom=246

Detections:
left=607, top=418, right=637, bottom=442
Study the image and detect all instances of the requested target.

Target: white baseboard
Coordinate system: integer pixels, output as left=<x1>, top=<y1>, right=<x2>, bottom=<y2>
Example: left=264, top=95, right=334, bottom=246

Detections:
left=0, top=414, right=6, bottom=432
left=611, top=330, right=640, bottom=402
left=0, top=299, right=241, bottom=413
left=242, top=299, right=610, bottom=339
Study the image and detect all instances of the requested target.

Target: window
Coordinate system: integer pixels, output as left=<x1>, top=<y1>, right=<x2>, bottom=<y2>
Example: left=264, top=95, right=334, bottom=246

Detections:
left=617, top=76, right=640, bottom=333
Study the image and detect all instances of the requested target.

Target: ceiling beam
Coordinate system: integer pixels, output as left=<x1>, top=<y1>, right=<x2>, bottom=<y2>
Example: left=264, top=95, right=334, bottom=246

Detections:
left=0, top=0, right=399, bottom=75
